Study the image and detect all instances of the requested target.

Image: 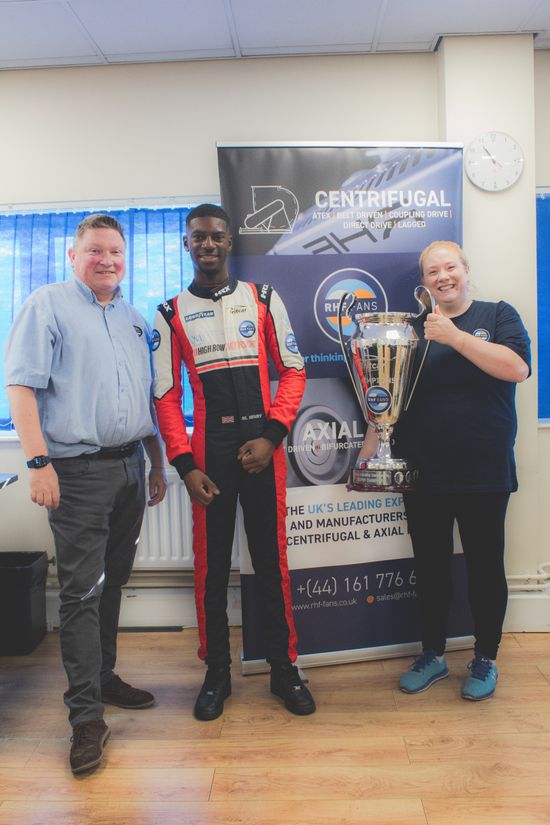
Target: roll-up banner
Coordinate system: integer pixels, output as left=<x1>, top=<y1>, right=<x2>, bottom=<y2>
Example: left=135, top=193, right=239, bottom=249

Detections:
left=217, top=143, right=473, bottom=673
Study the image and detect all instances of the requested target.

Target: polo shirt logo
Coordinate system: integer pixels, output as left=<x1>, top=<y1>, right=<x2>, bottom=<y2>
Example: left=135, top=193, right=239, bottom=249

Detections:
left=473, top=328, right=490, bottom=341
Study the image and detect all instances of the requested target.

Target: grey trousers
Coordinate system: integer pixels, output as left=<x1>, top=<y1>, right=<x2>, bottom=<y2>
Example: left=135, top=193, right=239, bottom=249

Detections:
left=49, top=446, right=145, bottom=727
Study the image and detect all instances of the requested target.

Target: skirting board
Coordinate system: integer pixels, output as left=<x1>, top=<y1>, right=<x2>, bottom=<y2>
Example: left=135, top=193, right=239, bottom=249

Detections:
left=46, top=587, right=550, bottom=632
left=46, top=586, right=242, bottom=631
left=504, top=592, right=550, bottom=632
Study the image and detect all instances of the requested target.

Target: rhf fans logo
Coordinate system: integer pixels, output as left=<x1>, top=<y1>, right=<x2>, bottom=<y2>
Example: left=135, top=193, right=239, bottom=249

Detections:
left=150, top=330, right=161, bottom=351
left=239, top=186, right=299, bottom=235
left=366, top=386, right=392, bottom=415
left=239, top=320, right=256, bottom=338
left=314, top=268, right=388, bottom=343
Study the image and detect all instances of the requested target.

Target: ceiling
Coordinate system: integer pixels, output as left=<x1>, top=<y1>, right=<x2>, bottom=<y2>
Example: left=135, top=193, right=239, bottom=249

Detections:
left=0, top=0, right=549, bottom=71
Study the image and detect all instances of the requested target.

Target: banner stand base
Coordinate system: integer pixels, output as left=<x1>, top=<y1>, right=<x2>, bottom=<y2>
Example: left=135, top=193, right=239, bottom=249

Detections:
left=239, top=635, right=475, bottom=675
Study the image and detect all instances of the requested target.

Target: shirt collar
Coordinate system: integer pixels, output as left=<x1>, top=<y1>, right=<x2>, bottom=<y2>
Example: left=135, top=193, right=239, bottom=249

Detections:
left=72, top=276, right=123, bottom=305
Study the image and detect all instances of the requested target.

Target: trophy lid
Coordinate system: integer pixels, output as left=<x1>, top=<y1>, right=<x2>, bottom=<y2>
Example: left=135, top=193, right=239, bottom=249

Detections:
left=354, top=311, right=415, bottom=326
left=352, top=311, right=419, bottom=346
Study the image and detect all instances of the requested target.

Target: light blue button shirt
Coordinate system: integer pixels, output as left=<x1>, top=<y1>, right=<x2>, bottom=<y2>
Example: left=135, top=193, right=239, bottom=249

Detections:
left=4, top=277, right=156, bottom=457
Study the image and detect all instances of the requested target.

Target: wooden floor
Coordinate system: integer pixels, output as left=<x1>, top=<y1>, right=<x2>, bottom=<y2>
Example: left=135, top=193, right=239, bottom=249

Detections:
left=1, top=630, right=550, bottom=825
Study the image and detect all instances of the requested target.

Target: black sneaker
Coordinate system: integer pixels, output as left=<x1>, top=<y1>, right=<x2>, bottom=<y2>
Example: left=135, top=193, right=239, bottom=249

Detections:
left=193, top=666, right=231, bottom=721
left=270, top=664, right=316, bottom=716
left=101, top=674, right=155, bottom=709
left=69, top=719, right=111, bottom=775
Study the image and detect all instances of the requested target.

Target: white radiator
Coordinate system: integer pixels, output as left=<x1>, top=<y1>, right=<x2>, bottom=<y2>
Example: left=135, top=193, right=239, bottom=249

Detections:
left=135, top=467, right=241, bottom=570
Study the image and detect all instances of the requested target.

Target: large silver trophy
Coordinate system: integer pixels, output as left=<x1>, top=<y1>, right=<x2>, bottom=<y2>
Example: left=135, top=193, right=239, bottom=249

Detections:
left=337, top=286, right=434, bottom=492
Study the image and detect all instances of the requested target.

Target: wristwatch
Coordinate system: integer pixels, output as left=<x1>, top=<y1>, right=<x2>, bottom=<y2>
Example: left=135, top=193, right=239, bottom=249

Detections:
left=26, top=455, right=51, bottom=469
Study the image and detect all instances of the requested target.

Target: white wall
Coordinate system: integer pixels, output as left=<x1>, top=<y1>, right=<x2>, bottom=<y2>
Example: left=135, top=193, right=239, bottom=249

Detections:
left=1, top=41, right=549, bottom=623
left=0, top=54, right=437, bottom=206
left=535, top=51, right=550, bottom=187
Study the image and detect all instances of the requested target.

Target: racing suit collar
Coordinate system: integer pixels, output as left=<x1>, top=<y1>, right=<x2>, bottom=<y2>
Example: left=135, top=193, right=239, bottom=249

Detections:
left=188, top=278, right=238, bottom=302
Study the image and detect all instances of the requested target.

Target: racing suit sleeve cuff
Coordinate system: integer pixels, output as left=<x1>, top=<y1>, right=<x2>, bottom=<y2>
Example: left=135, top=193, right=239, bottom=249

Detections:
left=262, top=419, right=288, bottom=448
left=170, top=453, right=197, bottom=479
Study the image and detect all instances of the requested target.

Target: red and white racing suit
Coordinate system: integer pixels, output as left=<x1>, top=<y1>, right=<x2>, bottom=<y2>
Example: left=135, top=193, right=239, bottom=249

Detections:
left=152, top=278, right=305, bottom=666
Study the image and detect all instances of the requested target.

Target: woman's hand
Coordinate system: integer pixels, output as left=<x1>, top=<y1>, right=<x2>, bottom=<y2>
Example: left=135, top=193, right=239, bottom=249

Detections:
left=424, top=305, right=464, bottom=348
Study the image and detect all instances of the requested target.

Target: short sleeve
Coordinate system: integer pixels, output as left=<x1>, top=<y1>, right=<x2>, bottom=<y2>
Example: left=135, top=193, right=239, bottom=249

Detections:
left=494, top=301, right=531, bottom=375
left=3, top=293, right=57, bottom=389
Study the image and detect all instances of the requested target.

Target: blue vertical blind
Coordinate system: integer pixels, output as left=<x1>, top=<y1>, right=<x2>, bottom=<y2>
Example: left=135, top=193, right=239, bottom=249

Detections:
left=0, top=206, right=196, bottom=429
left=537, top=193, right=550, bottom=421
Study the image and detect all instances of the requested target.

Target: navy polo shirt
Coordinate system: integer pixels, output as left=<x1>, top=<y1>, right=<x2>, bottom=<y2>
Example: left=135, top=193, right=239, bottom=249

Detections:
left=394, top=300, right=531, bottom=493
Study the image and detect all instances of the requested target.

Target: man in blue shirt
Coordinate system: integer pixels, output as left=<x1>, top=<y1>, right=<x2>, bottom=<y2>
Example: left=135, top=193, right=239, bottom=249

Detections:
left=4, top=214, right=167, bottom=775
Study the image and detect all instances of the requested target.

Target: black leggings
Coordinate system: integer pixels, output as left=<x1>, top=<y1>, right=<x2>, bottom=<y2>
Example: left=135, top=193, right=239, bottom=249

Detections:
left=403, top=491, right=510, bottom=660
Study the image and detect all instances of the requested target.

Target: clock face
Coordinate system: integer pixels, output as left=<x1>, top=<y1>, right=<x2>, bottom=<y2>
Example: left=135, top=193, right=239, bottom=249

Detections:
left=465, top=132, right=524, bottom=192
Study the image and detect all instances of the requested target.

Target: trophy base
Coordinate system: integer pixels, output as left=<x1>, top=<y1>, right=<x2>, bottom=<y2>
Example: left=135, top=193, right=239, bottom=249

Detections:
left=351, top=459, right=418, bottom=493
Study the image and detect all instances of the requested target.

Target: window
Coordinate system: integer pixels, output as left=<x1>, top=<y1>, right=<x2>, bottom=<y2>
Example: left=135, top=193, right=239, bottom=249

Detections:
left=537, top=192, right=550, bottom=422
left=0, top=206, right=197, bottom=430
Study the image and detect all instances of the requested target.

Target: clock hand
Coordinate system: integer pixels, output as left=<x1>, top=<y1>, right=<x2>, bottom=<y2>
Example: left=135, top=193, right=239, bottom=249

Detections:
left=482, top=143, right=503, bottom=168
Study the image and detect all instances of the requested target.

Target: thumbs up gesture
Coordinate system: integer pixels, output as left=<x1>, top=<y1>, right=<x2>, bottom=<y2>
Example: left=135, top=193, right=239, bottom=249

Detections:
left=424, top=304, right=464, bottom=349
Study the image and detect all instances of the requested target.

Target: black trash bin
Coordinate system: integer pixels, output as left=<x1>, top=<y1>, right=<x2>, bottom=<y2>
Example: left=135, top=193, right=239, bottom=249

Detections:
left=0, top=551, right=48, bottom=655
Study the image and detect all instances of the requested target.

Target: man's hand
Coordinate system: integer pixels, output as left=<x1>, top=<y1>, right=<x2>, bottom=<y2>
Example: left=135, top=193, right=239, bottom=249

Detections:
left=6, top=385, right=60, bottom=507
left=183, top=468, right=220, bottom=506
left=30, top=464, right=60, bottom=510
left=238, top=437, right=275, bottom=474
left=148, top=466, right=168, bottom=507
left=424, top=305, right=464, bottom=350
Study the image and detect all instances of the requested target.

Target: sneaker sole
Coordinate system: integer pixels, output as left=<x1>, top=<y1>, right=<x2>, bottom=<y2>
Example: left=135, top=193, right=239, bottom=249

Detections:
left=71, top=728, right=111, bottom=775
left=101, top=697, right=155, bottom=709
left=462, top=688, right=496, bottom=701
left=270, top=686, right=316, bottom=716
left=193, top=686, right=231, bottom=722
left=400, top=669, right=449, bottom=694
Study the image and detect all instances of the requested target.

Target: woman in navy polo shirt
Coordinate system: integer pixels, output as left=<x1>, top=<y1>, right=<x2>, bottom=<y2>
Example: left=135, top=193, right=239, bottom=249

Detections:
left=358, top=241, right=531, bottom=700
left=395, top=241, right=531, bottom=700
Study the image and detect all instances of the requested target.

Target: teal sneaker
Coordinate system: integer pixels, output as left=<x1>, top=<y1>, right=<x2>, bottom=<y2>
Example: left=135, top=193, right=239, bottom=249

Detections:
left=462, top=655, right=498, bottom=701
left=399, top=649, right=449, bottom=694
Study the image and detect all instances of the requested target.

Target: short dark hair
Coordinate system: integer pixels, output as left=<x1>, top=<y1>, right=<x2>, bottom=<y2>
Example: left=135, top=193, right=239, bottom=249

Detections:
left=74, top=214, right=125, bottom=245
left=186, top=203, right=231, bottom=230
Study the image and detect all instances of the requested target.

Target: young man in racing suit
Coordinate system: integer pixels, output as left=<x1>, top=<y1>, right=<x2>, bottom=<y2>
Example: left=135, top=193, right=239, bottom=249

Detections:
left=152, top=203, right=315, bottom=720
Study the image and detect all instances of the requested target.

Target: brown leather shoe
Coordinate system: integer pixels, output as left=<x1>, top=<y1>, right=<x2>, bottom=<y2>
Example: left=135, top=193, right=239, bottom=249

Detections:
left=101, top=674, right=155, bottom=709
left=70, top=719, right=110, bottom=775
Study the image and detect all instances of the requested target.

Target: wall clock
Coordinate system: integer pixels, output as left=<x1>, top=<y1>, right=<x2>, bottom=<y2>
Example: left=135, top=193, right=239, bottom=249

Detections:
left=464, top=131, right=524, bottom=192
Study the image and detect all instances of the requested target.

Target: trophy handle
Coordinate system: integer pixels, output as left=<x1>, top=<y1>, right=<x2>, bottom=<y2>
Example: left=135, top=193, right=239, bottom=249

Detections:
left=413, top=284, right=436, bottom=315
left=404, top=285, right=435, bottom=411
left=337, top=292, right=366, bottom=412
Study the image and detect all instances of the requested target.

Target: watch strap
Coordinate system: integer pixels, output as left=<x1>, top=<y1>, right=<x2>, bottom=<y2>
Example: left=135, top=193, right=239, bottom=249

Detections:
left=26, top=455, right=51, bottom=469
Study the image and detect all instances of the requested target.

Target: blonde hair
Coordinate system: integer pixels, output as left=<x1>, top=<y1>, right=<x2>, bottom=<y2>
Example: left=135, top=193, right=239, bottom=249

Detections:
left=74, top=214, right=125, bottom=246
left=419, top=241, right=469, bottom=277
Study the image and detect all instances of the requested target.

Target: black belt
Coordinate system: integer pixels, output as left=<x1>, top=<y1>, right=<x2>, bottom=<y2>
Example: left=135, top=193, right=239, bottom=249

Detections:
left=53, top=441, right=141, bottom=462
left=88, top=441, right=140, bottom=460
